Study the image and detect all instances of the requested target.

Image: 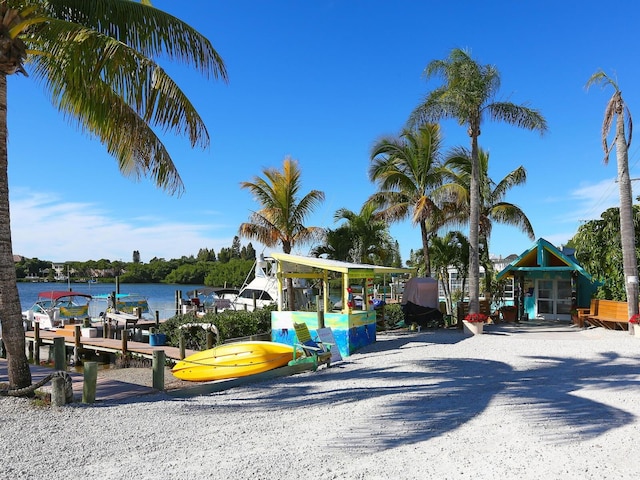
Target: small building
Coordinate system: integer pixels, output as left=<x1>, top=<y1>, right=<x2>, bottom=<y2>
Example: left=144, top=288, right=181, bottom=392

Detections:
left=496, top=238, right=601, bottom=322
left=269, top=253, right=413, bottom=357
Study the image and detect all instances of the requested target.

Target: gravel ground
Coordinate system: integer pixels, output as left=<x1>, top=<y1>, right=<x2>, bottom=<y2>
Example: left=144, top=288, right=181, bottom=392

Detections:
left=2, top=322, right=640, bottom=480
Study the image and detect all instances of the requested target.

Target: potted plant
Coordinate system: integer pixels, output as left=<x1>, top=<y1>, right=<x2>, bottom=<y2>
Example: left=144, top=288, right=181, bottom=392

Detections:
left=629, top=314, right=640, bottom=337
left=462, top=313, right=487, bottom=335
left=149, top=327, right=166, bottom=346
left=499, top=305, right=517, bottom=322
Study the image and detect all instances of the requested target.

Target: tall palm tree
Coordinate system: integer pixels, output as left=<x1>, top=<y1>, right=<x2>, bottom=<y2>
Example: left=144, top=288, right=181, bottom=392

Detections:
left=408, top=48, right=546, bottom=315
left=0, top=0, right=227, bottom=390
left=239, top=156, right=325, bottom=309
left=444, top=147, right=535, bottom=296
left=368, top=123, right=446, bottom=275
left=586, top=71, right=638, bottom=323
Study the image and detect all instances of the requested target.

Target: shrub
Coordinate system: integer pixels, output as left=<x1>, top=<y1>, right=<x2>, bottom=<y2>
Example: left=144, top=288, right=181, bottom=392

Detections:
left=378, top=303, right=405, bottom=330
left=160, top=306, right=274, bottom=350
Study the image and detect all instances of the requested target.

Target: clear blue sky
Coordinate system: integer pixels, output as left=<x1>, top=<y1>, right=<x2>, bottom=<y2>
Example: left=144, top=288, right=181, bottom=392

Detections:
left=7, top=0, right=639, bottom=263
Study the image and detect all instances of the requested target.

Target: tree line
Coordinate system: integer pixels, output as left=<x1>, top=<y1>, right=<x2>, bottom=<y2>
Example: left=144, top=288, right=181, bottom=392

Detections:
left=15, top=237, right=258, bottom=288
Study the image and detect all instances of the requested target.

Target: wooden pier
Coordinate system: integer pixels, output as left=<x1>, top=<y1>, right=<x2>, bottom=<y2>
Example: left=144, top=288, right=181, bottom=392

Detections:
left=25, top=325, right=196, bottom=363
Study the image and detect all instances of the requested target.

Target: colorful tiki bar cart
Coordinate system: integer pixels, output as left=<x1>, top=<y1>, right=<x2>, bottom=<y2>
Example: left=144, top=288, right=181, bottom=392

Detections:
left=269, top=253, right=413, bottom=357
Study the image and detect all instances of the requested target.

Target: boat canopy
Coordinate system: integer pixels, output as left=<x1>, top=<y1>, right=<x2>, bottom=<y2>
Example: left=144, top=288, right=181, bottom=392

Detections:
left=36, top=291, right=92, bottom=301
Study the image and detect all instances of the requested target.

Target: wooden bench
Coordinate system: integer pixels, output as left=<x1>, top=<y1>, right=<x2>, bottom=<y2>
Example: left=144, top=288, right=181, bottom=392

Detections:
left=576, top=299, right=598, bottom=328
left=584, top=299, right=630, bottom=330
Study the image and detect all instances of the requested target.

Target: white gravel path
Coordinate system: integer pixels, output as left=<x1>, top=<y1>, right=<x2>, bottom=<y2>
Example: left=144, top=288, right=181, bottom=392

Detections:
left=2, top=322, right=640, bottom=479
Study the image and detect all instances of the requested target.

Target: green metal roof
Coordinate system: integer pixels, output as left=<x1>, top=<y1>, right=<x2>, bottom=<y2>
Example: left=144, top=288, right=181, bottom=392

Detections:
left=496, top=238, right=594, bottom=281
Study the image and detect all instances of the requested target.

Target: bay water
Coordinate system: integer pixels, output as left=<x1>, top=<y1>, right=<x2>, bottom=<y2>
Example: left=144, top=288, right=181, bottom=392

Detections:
left=17, top=282, right=202, bottom=320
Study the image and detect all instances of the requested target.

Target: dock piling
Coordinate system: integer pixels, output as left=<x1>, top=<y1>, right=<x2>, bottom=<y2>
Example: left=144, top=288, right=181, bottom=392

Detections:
left=152, top=350, right=165, bottom=390
left=82, top=361, right=97, bottom=404
left=53, top=337, right=65, bottom=371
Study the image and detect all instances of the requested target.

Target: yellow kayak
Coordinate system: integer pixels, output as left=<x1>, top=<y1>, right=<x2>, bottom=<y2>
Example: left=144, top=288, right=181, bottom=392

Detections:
left=171, top=341, right=297, bottom=382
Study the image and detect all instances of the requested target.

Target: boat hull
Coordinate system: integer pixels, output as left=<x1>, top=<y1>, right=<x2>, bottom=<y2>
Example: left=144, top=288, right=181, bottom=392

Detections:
left=171, top=341, right=297, bottom=382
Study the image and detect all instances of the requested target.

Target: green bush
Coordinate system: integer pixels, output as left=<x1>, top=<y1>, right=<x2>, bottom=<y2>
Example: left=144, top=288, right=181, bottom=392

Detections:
left=160, top=306, right=274, bottom=351
left=377, top=303, right=405, bottom=330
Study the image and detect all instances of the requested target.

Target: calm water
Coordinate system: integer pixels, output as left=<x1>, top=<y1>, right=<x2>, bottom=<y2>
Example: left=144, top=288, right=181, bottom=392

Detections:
left=17, top=282, right=203, bottom=320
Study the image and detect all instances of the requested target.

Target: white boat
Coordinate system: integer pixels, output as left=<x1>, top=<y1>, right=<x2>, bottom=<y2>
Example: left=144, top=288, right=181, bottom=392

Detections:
left=184, top=287, right=233, bottom=314
left=90, top=292, right=153, bottom=324
left=22, top=290, right=92, bottom=330
left=222, top=254, right=312, bottom=311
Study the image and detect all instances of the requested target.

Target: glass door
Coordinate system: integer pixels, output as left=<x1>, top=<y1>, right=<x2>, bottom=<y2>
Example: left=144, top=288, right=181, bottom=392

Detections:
left=536, top=278, right=572, bottom=320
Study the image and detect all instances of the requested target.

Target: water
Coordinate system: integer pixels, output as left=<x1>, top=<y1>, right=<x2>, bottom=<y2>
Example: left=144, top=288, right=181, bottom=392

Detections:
left=17, top=282, right=203, bottom=320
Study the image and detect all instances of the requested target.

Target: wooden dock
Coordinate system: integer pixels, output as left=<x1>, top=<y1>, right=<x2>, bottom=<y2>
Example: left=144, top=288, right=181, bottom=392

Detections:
left=25, top=327, right=196, bottom=362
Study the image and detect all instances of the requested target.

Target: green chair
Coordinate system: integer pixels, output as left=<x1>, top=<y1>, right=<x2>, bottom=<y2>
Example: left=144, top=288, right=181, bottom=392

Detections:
left=289, top=322, right=332, bottom=370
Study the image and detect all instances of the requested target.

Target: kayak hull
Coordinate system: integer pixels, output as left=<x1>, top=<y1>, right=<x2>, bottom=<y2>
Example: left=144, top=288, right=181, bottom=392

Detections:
left=171, top=341, right=296, bottom=382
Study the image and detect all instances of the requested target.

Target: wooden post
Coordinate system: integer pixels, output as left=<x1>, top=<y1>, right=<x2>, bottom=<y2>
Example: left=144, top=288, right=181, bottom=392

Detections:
left=175, top=290, right=180, bottom=316
left=34, top=321, right=40, bottom=364
left=179, top=333, right=186, bottom=360
left=152, top=350, right=165, bottom=390
left=53, top=337, right=66, bottom=371
left=82, top=361, right=97, bottom=404
left=51, top=377, right=66, bottom=406
left=73, top=325, right=81, bottom=365
left=316, top=295, right=325, bottom=329
left=206, top=331, right=214, bottom=350
left=155, top=311, right=160, bottom=330
left=252, top=292, right=257, bottom=310
left=121, top=329, right=128, bottom=355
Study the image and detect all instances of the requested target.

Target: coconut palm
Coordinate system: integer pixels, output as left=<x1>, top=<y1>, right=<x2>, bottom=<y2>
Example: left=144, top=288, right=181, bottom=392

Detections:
left=0, top=1, right=227, bottom=390
left=239, top=156, right=325, bottom=309
left=444, top=147, right=535, bottom=296
left=585, top=71, right=638, bottom=322
left=408, top=48, right=546, bottom=315
left=368, top=123, right=447, bottom=275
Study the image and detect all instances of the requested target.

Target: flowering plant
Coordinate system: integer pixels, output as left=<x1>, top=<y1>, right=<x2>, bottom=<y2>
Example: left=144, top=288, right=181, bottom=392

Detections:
left=464, top=313, right=488, bottom=323
left=629, top=314, right=640, bottom=324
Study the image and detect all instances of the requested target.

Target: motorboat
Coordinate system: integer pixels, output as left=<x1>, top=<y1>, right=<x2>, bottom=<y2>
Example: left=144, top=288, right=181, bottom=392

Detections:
left=184, top=287, right=233, bottom=314
left=90, top=292, right=153, bottom=320
left=22, top=290, right=92, bottom=330
left=222, top=254, right=312, bottom=311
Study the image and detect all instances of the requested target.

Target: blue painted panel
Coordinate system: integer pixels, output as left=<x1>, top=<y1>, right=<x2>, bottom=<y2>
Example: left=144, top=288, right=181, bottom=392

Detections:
left=271, top=310, right=376, bottom=357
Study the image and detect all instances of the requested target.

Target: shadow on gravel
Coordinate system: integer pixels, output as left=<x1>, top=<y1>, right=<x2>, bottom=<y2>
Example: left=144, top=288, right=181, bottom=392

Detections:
left=179, top=334, right=640, bottom=451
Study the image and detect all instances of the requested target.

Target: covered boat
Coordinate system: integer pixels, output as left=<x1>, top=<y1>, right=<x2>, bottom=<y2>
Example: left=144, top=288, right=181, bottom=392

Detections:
left=22, top=291, right=92, bottom=330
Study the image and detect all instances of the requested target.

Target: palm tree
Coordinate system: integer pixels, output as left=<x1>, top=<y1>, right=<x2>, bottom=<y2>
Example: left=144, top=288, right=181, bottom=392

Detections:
left=239, top=156, right=325, bottom=309
left=430, top=230, right=469, bottom=316
left=0, top=1, right=227, bottom=390
left=586, top=71, right=638, bottom=322
left=333, top=203, right=393, bottom=265
left=408, top=48, right=546, bottom=315
left=368, top=123, right=447, bottom=275
left=444, top=147, right=535, bottom=296
left=310, top=225, right=354, bottom=261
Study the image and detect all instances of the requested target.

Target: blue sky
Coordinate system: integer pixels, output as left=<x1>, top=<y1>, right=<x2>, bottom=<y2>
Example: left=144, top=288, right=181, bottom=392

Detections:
left=7, top=0, right=639, bottom=264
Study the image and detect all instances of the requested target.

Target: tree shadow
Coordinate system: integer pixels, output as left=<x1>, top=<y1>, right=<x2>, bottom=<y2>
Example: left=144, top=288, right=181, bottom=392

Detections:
left=181, top=345, right=639, bottom=451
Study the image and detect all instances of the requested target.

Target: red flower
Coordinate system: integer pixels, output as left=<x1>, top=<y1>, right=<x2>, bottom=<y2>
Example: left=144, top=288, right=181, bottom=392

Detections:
left=629, top=314, right=640, bottom=324
left=464, top=313, right=488, bottom=323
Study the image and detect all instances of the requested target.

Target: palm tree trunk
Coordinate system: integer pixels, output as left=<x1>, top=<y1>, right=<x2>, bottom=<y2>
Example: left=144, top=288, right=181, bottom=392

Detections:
left=615, top=113, right=639, bottom=324
left=420, top=221, right=431, bottom=276
left=0, top=74, right=32, bottom=389
left=468, top=131, right=481, bottom=315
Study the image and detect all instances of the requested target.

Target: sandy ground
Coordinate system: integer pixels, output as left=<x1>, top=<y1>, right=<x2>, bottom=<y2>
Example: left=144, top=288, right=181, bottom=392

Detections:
left=2, top=321, right=640, bottom=479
